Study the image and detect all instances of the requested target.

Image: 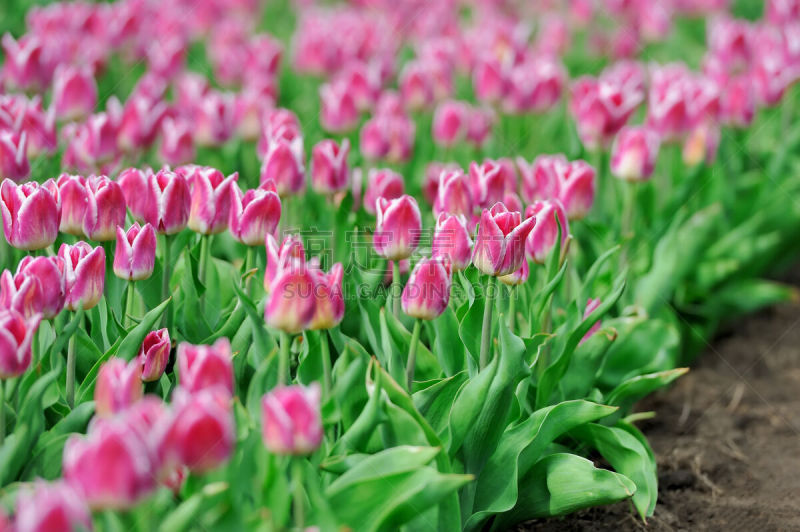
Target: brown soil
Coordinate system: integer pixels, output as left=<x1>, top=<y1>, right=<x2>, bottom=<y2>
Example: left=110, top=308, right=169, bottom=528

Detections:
left=520, top=291, right=800, bottom=531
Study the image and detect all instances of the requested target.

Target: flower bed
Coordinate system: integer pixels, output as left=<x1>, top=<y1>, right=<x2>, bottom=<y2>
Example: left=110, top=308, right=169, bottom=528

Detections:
left=0, top=0, right=799, bottom=530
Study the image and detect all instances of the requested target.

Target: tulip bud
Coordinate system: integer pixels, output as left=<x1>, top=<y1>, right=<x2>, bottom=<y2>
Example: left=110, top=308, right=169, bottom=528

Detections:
left=2, top=256, right=65, bottom=319
left=308, top=262, right=344, bottom=330
left=433, top=169, right=473, bottom=219
left=469, top=160, right=509, bottom=210
left=360, top=114, right=415, bottom=164
left=363, top=169, right=404, bottom=216
left=118, top=94, right=167, bottom=152
left=373, top=195, right=422, bottom=261
left=159, top=117, right=195, bottom=166
left=95, top=358, right=143, bottom=418
left=117, top=167, right=153, bottom=223
left=423, top=162, right=459, bottom=205
left=1, top=34, right=51, bottom=92
left=402, top=256, right=452, bottom=320
left=432, top=100, right=469, bottom=147
left=177, top=338, right=234, bottom=396
left=53, top=65, right=97, bottom=122
left=257, top=108, right=301, bottom=159
left=320, top=80, right=360, bottom=133
left=54, top=174, right=88, bottom=236
left=194, top=91, right=236, bottom=147
left=431, top=213, right=473, bottom=271
left=0, top=179, right=59, bottom=250
left=63, top=420, right=154, bottom=509
left=113, top=223, right=157, bottom=281
left=229, top=181, right=282, bottom=246
left=14, top=481, right=92, bottom=532
left=472, top=202, right=536, bottom=277
left=310, top=139, right=350, bottom=195
left=525, top=199, right=570, bottom=265
left=143, top=169, right=191, bottom=234
left=466, top=106, right=495, bottom=148
left=59, top=242, right=106, bottom=312
left=0, top=308, right=39, bottom=379
left=260, top=137, right=305, bottom=196
left=473, top=54, right=508, bottom=104
left=534, top=156, right=596, bottom=221
left=139, top=329, right=171, bottom=382
left=0, top=132, right=30, bottom=183
left=162, top=389, right=234, bottom=472
left=265, top=254, right=316, bottom=334
left=83, top=175, right=127, bottom=241
left=610, top=126, right=660, bottom=182
left=261, top=383, right=323, bottom=455
left=183, top=166, right=238, bottom=235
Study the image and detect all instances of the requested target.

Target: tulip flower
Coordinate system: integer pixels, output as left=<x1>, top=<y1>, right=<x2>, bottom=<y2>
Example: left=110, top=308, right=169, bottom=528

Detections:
left=183, top=166, right=238, bottom=235
left=610, top=127, right=661, bottom=182
left=0, top=308, right=39, bottom=379
left=162, top=389, right=234, bottom=473
left=95, top=358, right=143, bottom=418
left=431, top=213, right=473, bottom=271
left=373, top=195, right=422, bottom=261
left=117, top=94, right=167, bottom=152
left=0, top=179, right=59, bottom=250
left=525, top=199, right=570, bottom=265
left=177, top=338, right=234, bottom=396
left=159, top=117, right=195, bottom=166
left=466, top=106, right=496, bottom=148
left=17, top=96, right=57, bottom=158
left=1, top=34, right=51, bottom=91
left=683, top=123, right=720, bottom=167
left=264, top=254, right=316, bottom=335
left=721, top=76, right=756, bottom=128
left=402, top=256, right=452, bottom=321
left=504, top=56, right=566, bottom=113
left=261, top=383, right=323, bottom=455
left=62, top=111, right=121, bottom=175
left=320, top=80, right=360, bottom=133
left=570, top=75, right=644, bottom=149
left=52, top=65, right=97, bottom=122
left=534, top=156, right=596, bottom=221
left=260, top=137, right=305, bottom=196
left=423, top=162, right=459, bottom=206
left=143, top=169, right=191, bottom=235
left=83, top=175, right=126, bottom=241
left=469, top=160, right=510, bottom=210
left=265, top=234, right=306, bottom=293
left=14, top=481, right=92, bottom=532
left=310, top=139, right=350, bottom=195
left=308, top=261, right=344, bottom=331
left=360, top=114, right=415, bottom=164
left=59, top=242, right=106, bottom=312
left=194, top=91, right=236, bottom=147
left=139, top=328, right=171, bottom=382
left=498, top=259, right=529, bottom=286
left=54, top=174, right=88, bottom=236
left=433, top=169, right=474, bottom=219
left=1, top=256, right=65, bottom=319
left=62, top=420, right=154, bottom=509
left=0, top=132, right=30, bottom=183
left=229, top=181, right=282, bottom=246
left=363, top=169, right=404, bottom=216
left=113, top=223, right=157, bottom=281
left=257, top=108, right=302, bottom=159
left=432, top=100, right=469, bottom=147
left=472, top=202, right=536, bottom=277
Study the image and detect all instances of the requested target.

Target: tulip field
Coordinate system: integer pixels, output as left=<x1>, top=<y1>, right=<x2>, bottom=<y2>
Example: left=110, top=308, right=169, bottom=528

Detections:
left=2, top=0, right=800, bottom=529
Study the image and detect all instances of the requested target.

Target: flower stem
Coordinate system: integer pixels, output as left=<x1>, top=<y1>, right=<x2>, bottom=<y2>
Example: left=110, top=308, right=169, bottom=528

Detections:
left=278, top=331, right=291, bottom=386
left=292, top=458, right=305, bottom=529
left=406, top=319, right=421, bottom=392
left=124, top=281, right=136, bottom=328
left=620, top=181, right=638, bottom=266
left=392, top=260, right=402, bottom=317
left=66, top=333, right=76, bottom=409
left=161, top=235, right=173, bottom=331
left=507, top=285, right=516, bottom=331
left=245, top=246, right=256, bottom=299
left=479, top=276, right=497, bottom=370
left=320, top=330, right=332, bottom=400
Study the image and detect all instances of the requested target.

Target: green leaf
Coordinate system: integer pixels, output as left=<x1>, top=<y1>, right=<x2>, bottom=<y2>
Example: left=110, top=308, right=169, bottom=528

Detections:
left=559, top=326, right=618, bottom=400
left=598, top=318, right=681, bottom=389
left=431, top=306, right=467, bottom=376
left=159, top=482, right=228, bottom=532
left=605, top=368, right=689, bottom=418
left=231, top=280, right=275, bottom=359
left=458, top=296, right=484, bottom=367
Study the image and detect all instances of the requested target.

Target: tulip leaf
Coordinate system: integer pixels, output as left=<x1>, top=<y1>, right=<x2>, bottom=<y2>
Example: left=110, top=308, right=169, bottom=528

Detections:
left=44, top=308, right=84, bottom=370
left=329, top=362, right=386, bottom=456
left=245, top=348, right=279, bottom=418
left=231, top=280, right=276, bottom=359
left=579, top=245, right=621, bottom=304
left=458, top=297, right=484, bottom=368
left=159, top=482, right=229, bottom=532
left=465, top=400, right=618, bottom=531
left=383, top=309, right=440, bottom=382
left=202, top=300, right=247, bottom=344
left=598, top=318, right=681, bottom=388
left=431, top=306, right=468, bottom=376
left=559, top=326, right=618, bottom=400
left=413, top=372, right=468, bottom=438
left=489, top=453, right=636, bottom=530
left=178, top=249, right=212, bottom=341
left=604, top=368, right=689, bottom=418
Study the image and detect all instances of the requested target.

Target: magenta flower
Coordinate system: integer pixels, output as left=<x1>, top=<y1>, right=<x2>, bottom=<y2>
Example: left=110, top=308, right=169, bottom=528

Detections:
left=570, top=75, right=644, bottom=149
left=14, top=481, right=92, bottom=532
left=308, top=262, right=344, bottom=331
left=432, top=213, right=473, bottom=271
left=472, top=202, right=536, bottom=277
left=432, top=100, right=469, bottom=147
left=0, top=179, right=58, bottom=250
left=402, top=256, right=453, bottom=320
left=320, top=80, right=360, bottom=133
left=261, top=383, right=323, bottom=455
left=363, top=169, right=404, bottom=216
left=469, top=160, right=509, bottom=210
left=310, top=138, right=350, bottom=195
left=265, top=234, right=306, bottom=292
left=113, top=223, right=157, bottom=281
left=183, top=166, right=238, bottom=235
left=53, top=65, right=97, bottom=122
left=58, top=242, right=106, bottom=312
left=1, top=34, right=51, bottom=91
left=264, top=236, right=316, bottom=334
left=54, top=174, right=88, bottom=236
left=194, top=91, right=236, bottom=148
left=138, top=329, right=171, bottom=383
left=260, top=136, right=305, bottom=196
left=534, top=156, right=596, bottom=221
left=159, top=117, right=195, bottom=166
left=0, top=132, right=30, bottom=183
left=1, top=256, right=65, bottom=319
left=83, top=175, right=127, bottom=241
left=142, top=169, right=191, bottom=235
left=117, top=167, right=153, bottom=224
left=466, top=106, right=496, bottom=148
left=177, top=338, right=234, bottom=396
left=0, top=308, right=39, bottom=379
left=433, top=168, right=474, bottom=219
left=373, top=195, right=422, bottom=261
left=525, top=199, right=570, bottom=265
left=94, top=358, right=143, bottom=418
left=610, top=126, right=661, bottom=182
left=229, top=181, right=282, bottom=246
left=117, top=94, right=167, bottom=152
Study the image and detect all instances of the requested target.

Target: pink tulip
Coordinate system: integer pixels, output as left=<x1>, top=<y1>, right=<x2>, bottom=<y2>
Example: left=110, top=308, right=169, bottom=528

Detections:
left=525, top=199, right=570, bottom=265
left=260, top=137, right=305, bottom=196
left=162, top=389, right=234, bottom=473
left=142, top=169, right=191, bottom=235
left=229, top=181, right=282, bottom=246
left=257, top=108, right=301, bottom=159
left=1, top=34, right=51, bottom=91
left=83, top=175, right=126, bottom=241
left=570, top=75, right=644, bottom=149
left=359, top=114, right=415, bottom=164
left=0, top=132, right=30, bottom=183
left=1, top=256, right=65, bottom=319
left=334, top=61, right=380, bottom=111
left=721, top=75, right=756, bottom=128
left=183, top=166, right=238, bottom=235
left=399, top=61, right=436, bottom=111
left=708, top=16, right=753, bottom=71
left=320, top=80, right=360, bottom=133
left=610, top=126, right=661, bottom=182
left=139, top=329, right=171, bottom=382
left=194, top=91, right=236, bottom=147
left=62, top=111, right=121, bottom=175
left=363, top=169, right=404, bottom=216
left=264, top=240, right=316, bottom=334
left=63, top=419, right=154, bottom=509
left=116, top=167, right=153, bottom=224
left=308, top=262, right=344, bottom=330
left=54, top=174, right=88, bottom=236
left=402, top=256, right=452, bottom=320
left=261, top=383, right=323, bottom=455
left=498, top=259, right=530, bottom=286
left=0, top=308, right=39, bottom=379
left=469, top=160, right=509, bottom=210
left=473, top=54, right=509, bottom=105
left=504, top=56, right=566, bottom=113
left=177, top=338, right=234, bottom=396
left=52, top=65, right=97, bottom=122
left=432, top=213, right=473, bottom=271
left=466, top=106, right=495, bottom=148
left=117, top=94, right=167, bottom=152
left=432, top=100, right=469, bottom=147
left=310, top=139, right=350, bottom=195
left=265, top=234, right=306, bottom=291
left=113, top=223, right=157, bottom=281
left=533, top=156, right=596, bottom=221
left=423, top=162, right=459, bottom=205
left=16, top=96, right=57, bottom=158
left=0, top=179, right=58, bottom=251
left=58, top=242, right=105, bottom=312
left=646, top=63, right=691, bottom=141
left=373, top=195, right=422, bottom=261
left=159, top=117, right=195, bottom=166
left=14, top=481, right=92, bottom=532
left=94, top=358, right=143, bottom=418
left=472, top=202, right=536, bottom=277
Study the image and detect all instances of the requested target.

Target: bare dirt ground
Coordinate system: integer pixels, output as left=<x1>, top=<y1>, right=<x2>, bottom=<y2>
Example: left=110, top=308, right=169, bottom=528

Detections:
left=520, top=287, right=800, bottom=531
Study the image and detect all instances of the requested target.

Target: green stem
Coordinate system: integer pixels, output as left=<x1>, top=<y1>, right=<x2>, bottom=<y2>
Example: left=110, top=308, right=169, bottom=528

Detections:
left=124, top=281, right=136, bottom=327
left=0, top=379, right=5, bottom=446
left=245, top=246, right=257, bottom=299
left=292, top=458, right=305, bottom=529
left=320, top=330, right=332, bottom=399
left=406, top=319, right=421, bottom=392
left=161, top=235, right=172, bottom=331
left=66, top=333, right=76, bottom=409
left=392, top=261, right=402, bottom=317
left=479, top=276, right=497, bottom=370
left=620, top=182, right=638, bottom=267
left=279, top=331, right=291, bottom=386
left=507, top=285, right=516, bottom=331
